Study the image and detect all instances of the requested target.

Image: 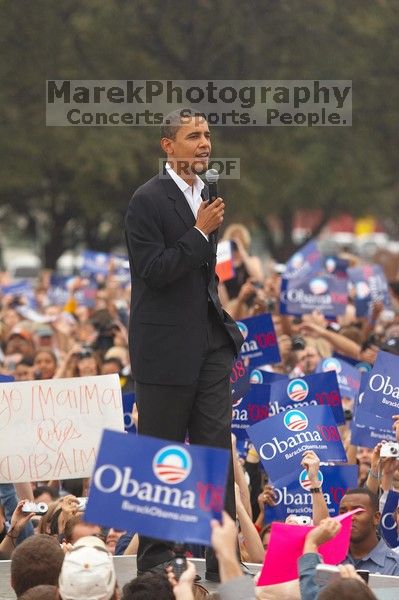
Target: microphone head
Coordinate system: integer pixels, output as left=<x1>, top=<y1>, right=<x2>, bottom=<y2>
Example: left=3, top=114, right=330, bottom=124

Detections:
left=205, top=168, right=219, bottom=184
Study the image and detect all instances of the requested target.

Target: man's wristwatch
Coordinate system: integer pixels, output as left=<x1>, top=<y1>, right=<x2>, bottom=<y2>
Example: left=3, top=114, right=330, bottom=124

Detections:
left=309, top=487, right=322, bottom=493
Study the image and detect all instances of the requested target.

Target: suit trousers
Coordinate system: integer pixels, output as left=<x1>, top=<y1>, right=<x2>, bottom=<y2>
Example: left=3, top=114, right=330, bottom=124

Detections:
left=135, top=302, right=236, bottom=572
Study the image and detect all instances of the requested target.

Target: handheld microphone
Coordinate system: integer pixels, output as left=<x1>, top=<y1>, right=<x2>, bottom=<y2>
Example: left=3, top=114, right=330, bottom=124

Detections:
left=205, top=168, right=219, bottom=203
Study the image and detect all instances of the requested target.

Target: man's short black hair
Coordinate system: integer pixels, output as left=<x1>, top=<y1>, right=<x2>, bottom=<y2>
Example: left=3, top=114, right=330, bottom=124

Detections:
left=160, top=108, right=207, bottom=140
left=342, top=487, right=379, bottom=512
left=11, top=535, right=64, bottom=597
left=122, top=572, right=174, bottom=600
left=33, top=485, right=59, bottom=501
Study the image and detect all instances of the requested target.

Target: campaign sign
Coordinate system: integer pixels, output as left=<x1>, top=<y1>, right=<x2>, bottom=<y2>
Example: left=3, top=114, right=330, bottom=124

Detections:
left=1, top=280, right=35, bottom=307
left=317, top=356, right=360, bottom=402
left=359, top=350, right=399, bottom=420
left=230, top=357, right=250, bottom=401
left=381, top=491, right=399, bottom=549
left=82, top=250, right=110, bottom=275
left=267, top=371, right=345, bottom=425
left=86, top=431, right=229, bottom=545
left=324, top=256, right=349, bottom=278
left=250, top=369, right=287, bottom=385
left=266, top=465, right=358, bottom=522
left=280, top=274, right=348, bottom=318
left=0, top=375, right=14, bottom=383
left=284, top=240, right=323, bottom=281
left=236, top=314, right=281, bottom=367
left=247, top=405, right=347, bottom=482
left=122, top=392, right=136, bottom=434
left=231, top=385, right=269, bottom=441
left=348, top=264, right=390, bottom=318
left=350, top=375, right=396, bottom=448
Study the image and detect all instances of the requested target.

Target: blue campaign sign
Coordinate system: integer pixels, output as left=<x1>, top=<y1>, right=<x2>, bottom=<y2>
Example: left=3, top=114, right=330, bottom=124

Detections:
left=86, top=431, right=229, bottom=546
left=1, top=280, right=35, bottom=307
left=360, top=350, right=399, bottom=420
left=280, top=274, right=348, bottom=318
left=250, top=369, right=286, bottom=385
left=348, top=264, right=390, bottom=318
left=236, top=314, right=281, bottom=367
left=324, top=256, right=349, bottom=277
left=247, top=405, right=347, bottom=482
left=230, top=357, right=250, bottom=401
left=231, top=385, right=269, bottom=441
left=82, top=250, right=110, bottom=275
left=122, top=392, right=136, bottom=434
left=316, top=356, right=360, bottom=402
left=381, top=491, right=399, bottom=549
left=350, top=373, right=396, bottom=448
left=284, top=240, right=323, bottom=281
left=0, top=375, right=14, bottom=383
left=267, top=371, right=345, bottom=425
left=265, top=465, right=358, bottom=523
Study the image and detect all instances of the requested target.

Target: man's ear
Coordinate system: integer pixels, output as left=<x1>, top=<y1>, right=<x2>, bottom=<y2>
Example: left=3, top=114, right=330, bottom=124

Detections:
left=160, top=137, right=173, bottom=155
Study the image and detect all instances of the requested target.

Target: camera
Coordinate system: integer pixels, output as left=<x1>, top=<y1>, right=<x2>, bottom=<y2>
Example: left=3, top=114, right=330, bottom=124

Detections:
left=380, top=442, right=399, bottom=458
left=291, top=336, right=306, bottom=351
left=22, top=501, right=48, bottom=515
left=76, top=497, right=88, bottom=510
left=171, top=544, right=187, bottom=581
left=292, top=515, right=312, bottom=525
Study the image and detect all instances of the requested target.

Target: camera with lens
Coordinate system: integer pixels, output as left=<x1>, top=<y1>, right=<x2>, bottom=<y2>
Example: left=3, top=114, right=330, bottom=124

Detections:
left=291, top=336, right=306, bottom=351
left=22, top=501, right=48, bottom=515
left=380, top=442, right=399, bottom=458
left=292, top=515, right=312, bottom=525
left=76, top=497, right=88, bottom=510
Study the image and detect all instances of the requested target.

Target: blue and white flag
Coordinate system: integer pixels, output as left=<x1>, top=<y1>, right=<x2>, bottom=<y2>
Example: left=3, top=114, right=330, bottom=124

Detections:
left=236, top=314, right=281, bottom=367
left=266, top=371, right=345, bottom=425
left=280, top=274, right=348, bottom=317
left=266, top=465, right=358, bottom=523
left=86, top=431, right=229, bottom=545
left=231, top=385, right=269, bottom=441
left=248, top=405, right=347, bottom=482
left=348, top=264, right=390, bottom=318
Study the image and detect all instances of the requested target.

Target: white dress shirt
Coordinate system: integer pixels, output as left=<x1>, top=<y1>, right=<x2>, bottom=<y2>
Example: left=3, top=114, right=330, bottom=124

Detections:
left=165, top=162, right=208, bottom=240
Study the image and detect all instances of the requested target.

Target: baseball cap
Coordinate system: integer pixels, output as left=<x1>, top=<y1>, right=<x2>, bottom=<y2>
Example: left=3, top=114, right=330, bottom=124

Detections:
left=9, top=328, right=33, bottom=342
left=381, top=337, right=399, bottom=356
left=58, top=536, right=116, bottom=600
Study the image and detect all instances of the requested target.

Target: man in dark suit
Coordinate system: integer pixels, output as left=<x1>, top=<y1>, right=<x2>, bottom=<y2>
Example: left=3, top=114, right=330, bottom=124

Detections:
left=125, top=109, right=243, bottom=581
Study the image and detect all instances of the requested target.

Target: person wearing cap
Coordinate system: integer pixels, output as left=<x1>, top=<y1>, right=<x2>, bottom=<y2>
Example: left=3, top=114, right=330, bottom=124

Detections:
left=58, top=535, right=119, bottom=600
left=5, top=328, right=35, bottom=360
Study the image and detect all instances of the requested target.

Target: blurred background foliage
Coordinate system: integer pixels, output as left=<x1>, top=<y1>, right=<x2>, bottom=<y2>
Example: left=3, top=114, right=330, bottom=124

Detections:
left=0, top=0, right=398, bottom=266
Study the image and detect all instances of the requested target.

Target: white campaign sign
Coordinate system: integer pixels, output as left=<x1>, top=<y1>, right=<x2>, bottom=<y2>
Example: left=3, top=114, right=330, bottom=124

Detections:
left=0, top=374, right=124, bottom=483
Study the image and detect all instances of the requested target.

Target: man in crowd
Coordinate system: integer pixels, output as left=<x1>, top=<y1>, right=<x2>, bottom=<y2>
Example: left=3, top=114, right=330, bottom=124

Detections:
left=338, top=487, right=399, bottom=574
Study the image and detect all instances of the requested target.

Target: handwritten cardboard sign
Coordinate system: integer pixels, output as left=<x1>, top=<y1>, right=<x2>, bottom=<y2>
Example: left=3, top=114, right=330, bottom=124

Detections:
left=0, top=374, right=124, bottom=483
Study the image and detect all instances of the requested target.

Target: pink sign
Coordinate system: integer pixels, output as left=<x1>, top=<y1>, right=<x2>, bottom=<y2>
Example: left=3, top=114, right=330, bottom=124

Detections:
left=258, top=508, right=363, bottom=586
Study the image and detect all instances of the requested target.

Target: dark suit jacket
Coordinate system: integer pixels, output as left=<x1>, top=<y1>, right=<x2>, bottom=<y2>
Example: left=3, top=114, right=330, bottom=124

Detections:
left=125, top=171, right=243, bottom=385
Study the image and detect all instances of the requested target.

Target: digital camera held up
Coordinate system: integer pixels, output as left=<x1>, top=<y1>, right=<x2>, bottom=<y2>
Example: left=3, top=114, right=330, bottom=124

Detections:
left=380, top=442, right=399, bottom=459
left=22, top=501, right=48, bottom=515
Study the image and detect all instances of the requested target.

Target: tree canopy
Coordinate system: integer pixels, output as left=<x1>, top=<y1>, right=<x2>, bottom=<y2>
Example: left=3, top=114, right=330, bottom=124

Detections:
left=0, top=0, right=397, bottom=266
